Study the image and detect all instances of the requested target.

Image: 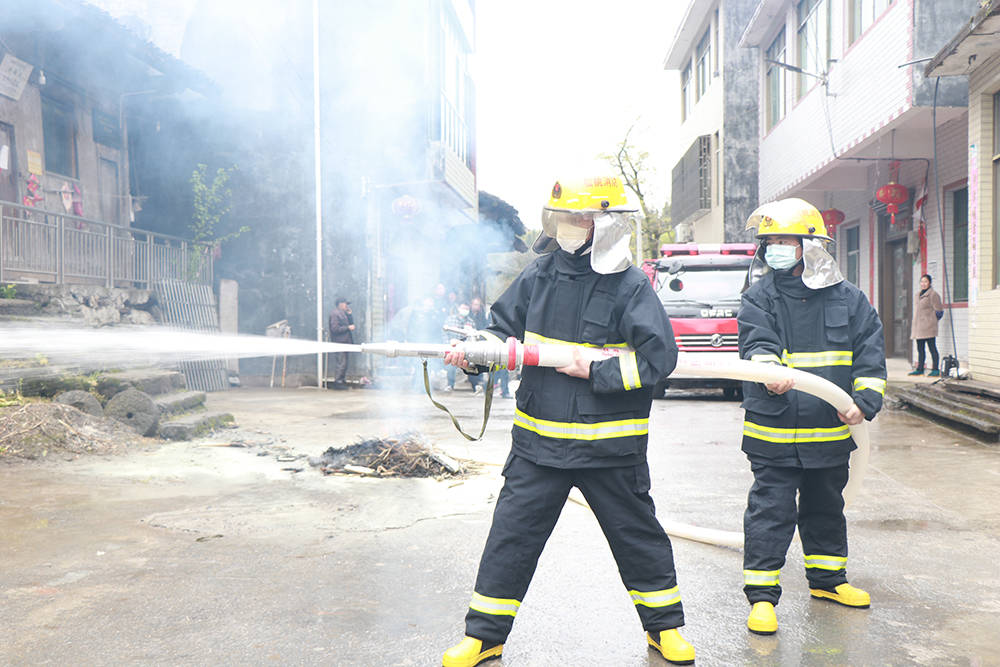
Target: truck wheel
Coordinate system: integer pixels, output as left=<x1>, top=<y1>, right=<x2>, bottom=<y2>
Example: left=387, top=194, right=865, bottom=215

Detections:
left=723, top=387, right=742, bottom=401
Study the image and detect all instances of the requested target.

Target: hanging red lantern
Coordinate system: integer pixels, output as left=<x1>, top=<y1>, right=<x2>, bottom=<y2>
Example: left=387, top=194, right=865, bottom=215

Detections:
left=820, top=208, right=845, bottom=237
left=875, top=181, right=908, bottom=225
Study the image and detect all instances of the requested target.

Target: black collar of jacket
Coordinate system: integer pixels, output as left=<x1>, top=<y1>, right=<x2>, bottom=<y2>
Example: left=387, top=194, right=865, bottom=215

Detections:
left=553, top=246, right=594, bottom=275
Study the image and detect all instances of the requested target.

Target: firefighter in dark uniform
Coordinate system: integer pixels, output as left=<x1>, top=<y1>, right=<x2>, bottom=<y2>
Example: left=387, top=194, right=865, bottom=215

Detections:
left=441, top=177, right=695, bottom=666
left=737, top=198, right=886, bottom=635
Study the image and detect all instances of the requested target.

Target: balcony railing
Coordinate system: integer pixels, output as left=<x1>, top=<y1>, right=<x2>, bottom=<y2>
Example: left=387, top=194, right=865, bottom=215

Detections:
left=0, top=200, right=212, bottom=288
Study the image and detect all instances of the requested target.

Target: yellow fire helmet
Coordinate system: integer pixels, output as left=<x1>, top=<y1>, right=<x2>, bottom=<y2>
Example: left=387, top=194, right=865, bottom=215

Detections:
left=533, top=176, right=639, bottom=274
left=745, top=197, right=832, bottom=242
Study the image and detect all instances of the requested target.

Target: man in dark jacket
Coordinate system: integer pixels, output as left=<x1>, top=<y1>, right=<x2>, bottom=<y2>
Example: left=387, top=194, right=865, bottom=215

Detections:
left=737, top=198, right=886, bottom=636
left=441, top=177, right=695, bottom=666
left=327, top=297, right=354, bottom=389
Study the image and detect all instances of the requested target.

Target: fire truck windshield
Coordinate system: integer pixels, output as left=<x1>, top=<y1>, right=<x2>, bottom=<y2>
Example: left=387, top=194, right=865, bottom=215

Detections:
left=656, top=267, right=745, bottom=307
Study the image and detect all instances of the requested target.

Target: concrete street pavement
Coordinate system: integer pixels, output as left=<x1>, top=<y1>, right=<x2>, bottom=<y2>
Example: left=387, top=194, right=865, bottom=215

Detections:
left=1, top=383, right=998, bottom=665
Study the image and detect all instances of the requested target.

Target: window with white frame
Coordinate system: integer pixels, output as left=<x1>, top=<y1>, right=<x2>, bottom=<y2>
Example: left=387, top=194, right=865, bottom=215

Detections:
left=849, top=0, right=891, bottom=44
left=952, top=187, right=968, bottom=301
left=797, top=0, right=829, bottom=99
left=696, top=28, right=711, bottom=100
left=765, top=29, right=786, bottom=130
left=846, top=225, right=860, bottom=285
left=439, top=9, right=471, bottom=167
left=681, top=63, right=692, bottom=121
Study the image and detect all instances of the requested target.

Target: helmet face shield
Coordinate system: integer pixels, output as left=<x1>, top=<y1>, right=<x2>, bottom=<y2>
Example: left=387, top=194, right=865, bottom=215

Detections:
left=541, top=209, right=596, bottom=238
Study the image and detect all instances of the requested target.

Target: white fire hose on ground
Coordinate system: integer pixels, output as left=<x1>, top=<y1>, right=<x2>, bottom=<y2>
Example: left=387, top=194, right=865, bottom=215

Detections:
left=360, top=338, right=870, bottom=550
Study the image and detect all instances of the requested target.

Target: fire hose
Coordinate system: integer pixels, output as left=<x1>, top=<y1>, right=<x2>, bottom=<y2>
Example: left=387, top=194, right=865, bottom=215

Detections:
left=361, top=338, right=870, bottom=549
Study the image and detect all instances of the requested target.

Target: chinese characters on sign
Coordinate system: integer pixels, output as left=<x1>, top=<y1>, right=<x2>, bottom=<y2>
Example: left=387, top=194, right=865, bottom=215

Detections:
left=0, top=54, right=32, bottom=101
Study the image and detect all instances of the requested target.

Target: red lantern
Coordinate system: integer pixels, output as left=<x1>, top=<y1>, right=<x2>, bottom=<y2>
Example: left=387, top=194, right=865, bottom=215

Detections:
left=820, top=208, right=845, bottom=237
left=875, top=182, right=908, bottom=225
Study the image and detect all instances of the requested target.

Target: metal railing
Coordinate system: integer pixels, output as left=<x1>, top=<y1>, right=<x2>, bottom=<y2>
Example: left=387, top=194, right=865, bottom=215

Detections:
left=0, top=200, right=212, bottom=288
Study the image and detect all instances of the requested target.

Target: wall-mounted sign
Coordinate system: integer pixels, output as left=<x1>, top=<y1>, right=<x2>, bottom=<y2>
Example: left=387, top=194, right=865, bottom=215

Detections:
left=27, top=150, right=42, bottom=175
left=92, top=109, right=121, bottom=148
left=0, top=53, right=32, bottom=101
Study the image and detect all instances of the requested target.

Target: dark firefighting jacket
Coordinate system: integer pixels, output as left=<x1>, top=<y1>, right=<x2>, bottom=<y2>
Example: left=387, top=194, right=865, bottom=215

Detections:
left=483, top=248, right=676, bottom=468
left=737, top=269, right=886, bottom=468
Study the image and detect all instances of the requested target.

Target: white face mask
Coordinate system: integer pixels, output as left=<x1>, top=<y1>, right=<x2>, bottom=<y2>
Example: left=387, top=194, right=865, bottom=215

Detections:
left=556, top=221, right=591, bottom=252
left=458, top=308, right=470, bottom=317
left=764, top=244, right=800, bottom=270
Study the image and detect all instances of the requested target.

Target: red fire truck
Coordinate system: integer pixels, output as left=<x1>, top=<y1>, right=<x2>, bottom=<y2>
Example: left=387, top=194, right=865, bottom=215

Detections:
left=642, top=243, right=758, bottom=399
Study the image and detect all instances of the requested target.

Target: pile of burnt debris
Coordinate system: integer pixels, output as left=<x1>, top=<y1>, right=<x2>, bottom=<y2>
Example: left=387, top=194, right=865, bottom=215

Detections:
left=308, top=432, right=465, bottom=478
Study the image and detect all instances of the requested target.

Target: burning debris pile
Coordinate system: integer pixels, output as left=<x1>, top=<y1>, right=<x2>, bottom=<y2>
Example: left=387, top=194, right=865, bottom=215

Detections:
left=308, top=432, right=465, bottom=478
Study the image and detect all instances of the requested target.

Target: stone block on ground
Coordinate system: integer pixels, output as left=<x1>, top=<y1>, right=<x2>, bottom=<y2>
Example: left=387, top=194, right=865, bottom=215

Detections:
left=97, top=369, right=185, bottom=399
left=154, top=391, right=207, bottom=415
left=159, top=412, right=235, bottom=441
left=105, top=388, right=159, bottom=436
left=54, top=390, right=103, bottom=417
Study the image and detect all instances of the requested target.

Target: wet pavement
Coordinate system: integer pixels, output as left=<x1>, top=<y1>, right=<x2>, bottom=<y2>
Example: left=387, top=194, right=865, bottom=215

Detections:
left=1, top=382, right=999, bottom=666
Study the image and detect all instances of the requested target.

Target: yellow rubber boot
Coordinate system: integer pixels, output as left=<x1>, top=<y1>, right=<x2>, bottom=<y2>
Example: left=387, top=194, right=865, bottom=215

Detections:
left=809, top=583, right=871, bottom=608
left=647, top=628, right=695, bottom=665
left=442, top=636, right=503, bottom=667
left=747, top=601, right=778, bottom=635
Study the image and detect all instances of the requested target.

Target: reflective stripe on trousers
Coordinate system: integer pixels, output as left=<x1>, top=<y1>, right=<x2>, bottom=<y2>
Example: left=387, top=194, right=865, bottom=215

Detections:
left=469, top=592, right=520, bottom=617
left=743, top=569, right=780, bottom=586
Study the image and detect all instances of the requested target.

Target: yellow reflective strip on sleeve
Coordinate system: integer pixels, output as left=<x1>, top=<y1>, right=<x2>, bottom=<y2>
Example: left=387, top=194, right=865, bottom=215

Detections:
left=514, top=409, right=649, bottom=441
left=469, top=592, right=521, bottom=617
left=804, top=554, right=847, bottom=571
left=781, top=349, right=854, bottom=367
left=620, top=351, right=641, bottom=391
left=742, top=421, right=852, bottom=443
left=743, top=569, right=781, bottom=586
left=853, top=377, right=886, bottom=395
left=524, top=331, right=629, bottom=349
left=750, top=353, right=782, bottom=364
left=629, top=586, right=681, bottom=608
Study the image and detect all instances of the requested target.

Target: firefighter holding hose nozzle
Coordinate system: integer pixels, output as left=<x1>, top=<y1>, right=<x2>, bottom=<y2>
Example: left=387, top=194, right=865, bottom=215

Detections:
left=440, top=177, right=695, bottom=666
left=738, top=198, right=886, bottom=636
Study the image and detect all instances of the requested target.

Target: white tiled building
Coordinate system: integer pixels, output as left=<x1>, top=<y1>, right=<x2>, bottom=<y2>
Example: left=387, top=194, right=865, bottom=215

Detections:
left=740, top=0, right=979, bottom=362
left=927, top=2, right=1000, bottom=384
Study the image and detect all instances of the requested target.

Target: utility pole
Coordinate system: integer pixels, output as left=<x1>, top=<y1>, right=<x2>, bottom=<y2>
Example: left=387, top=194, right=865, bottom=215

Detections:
left=312, top=0, right=324, bottom=387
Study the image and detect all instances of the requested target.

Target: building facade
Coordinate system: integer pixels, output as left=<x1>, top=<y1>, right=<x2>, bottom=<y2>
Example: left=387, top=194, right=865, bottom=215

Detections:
left=740, top=0, right=979, bottom=360
left=927, top=2, right=1000, bottom=383
left=664, top=0, right=760, bottom=243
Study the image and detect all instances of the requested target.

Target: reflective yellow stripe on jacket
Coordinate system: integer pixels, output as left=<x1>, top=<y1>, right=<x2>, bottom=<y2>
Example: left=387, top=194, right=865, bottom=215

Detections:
left=629, top=585, right=681, bottom=608
left=781, top=349, right=853, bottom=367
left=524, top=331, right=629, bottom=349
left=743, top=569, right=781, bottom=586
left=469, top=592, right=520, bottom=617
left=743, top=421, right=851, bottom=443
left=853, top=376, right=886, bottom=395
left=514, top=409, right=648, bottom=440
left=804, top=554, right=847, bottom=571
left=620, top=351, right=642, bottom=390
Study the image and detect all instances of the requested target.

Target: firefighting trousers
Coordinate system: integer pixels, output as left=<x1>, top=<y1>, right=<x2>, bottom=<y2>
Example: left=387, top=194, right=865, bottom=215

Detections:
left=465, top=454, right=685, bottom=643
left=743, top=463, right=850, bottom=605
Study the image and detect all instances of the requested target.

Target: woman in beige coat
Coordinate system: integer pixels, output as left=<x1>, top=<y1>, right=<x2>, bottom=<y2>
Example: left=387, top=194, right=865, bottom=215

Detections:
left=910, top=274, right=944, bottom=376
